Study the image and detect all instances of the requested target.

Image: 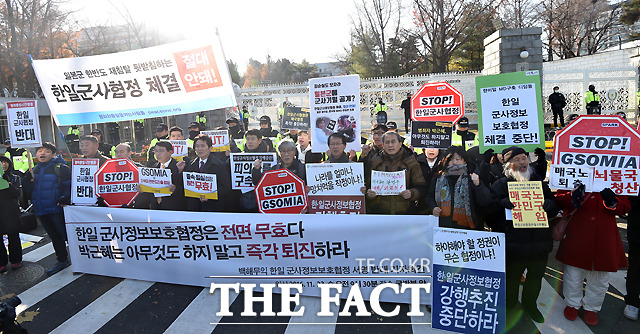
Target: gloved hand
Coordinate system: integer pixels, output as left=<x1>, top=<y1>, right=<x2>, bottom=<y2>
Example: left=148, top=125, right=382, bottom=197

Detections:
left=500, top=198, right=515, bottom=209
left=483, top=149, right=494, bottom=164
left=600, top=188, right=617, bottom=208
left=57, top=196, right=70, bottom=206
left=534, top=147, right=546, bottom=163
left=96, top=196, right=107, bottom=207
left=571, top=183, right=585, bottom=208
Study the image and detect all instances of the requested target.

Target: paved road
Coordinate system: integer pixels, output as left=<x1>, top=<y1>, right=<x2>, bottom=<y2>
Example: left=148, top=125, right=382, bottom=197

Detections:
left=1, top=220, right=638, bottom=334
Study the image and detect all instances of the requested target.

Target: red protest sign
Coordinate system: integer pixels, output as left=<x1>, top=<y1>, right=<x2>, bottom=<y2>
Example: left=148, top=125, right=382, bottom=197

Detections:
left=95, top=158, right=140, bottom=207
left=553, top=115, right=640, bottom=195
left=255, top=169, right=307, bottom=214
left=411, top=82, right=464, bottom=123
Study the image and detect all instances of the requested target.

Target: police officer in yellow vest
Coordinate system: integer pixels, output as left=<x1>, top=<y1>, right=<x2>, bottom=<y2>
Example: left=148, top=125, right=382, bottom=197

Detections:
left=241, top=105, right=250, bottom=131
left=147, top=123, right=169, bottom=166
left=4, top=139, right=29, bottom=174
left=65, top=125, right=81, bottom=154
left=451, top=117, right=479, bottom=151
left=585, top=84, right=601, bottom=115
left=196, top=112, right=207, bottom=129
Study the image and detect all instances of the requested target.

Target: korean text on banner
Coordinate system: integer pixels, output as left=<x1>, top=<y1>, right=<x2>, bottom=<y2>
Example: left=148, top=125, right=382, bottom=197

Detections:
left=432, top=227, right=506, bottom=334
left=71, top=159, right=99, bottom=205
left=309, top=75, right=361, bottom=153
left=162, top=140, right=188, bottom=159
left=31, top=38, right=236, bottom=125
left=410, top=121, right=453, bottom=149
left=306, top=163, right=365, bottom=195
left=552, top=115, right=640, bottom=195
left=371, top=170, right=406, bottom=195
left=183, top=172, right=218, bottom=199
left=64, top=206, right=437, bottom=304
left=281, top=107, right=311, bottom=131
left=230, top=153, right=277, bottom=191
left=5, top=100, right=42, bottom=147
left=139, top=167, right=172, bottom=195
left=201, top=130, right=230, bottom=152
left=549, top=164, right=594, bottom=191
left=476, top=71, right=544, bottom=153
left=507, top=181, right=548, bottom=228
left=410, top=82, right=464, bottom=124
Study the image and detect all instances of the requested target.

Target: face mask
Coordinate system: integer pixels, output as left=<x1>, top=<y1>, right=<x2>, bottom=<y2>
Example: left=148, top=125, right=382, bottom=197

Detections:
left=189, top=131, right=199, bottom=140
left=554, top=90, right=559, bottom=93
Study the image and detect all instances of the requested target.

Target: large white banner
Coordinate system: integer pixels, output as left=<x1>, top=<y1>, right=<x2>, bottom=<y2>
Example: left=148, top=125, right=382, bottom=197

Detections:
left=309, top=75, right=361, bottom=153
left=64, top=206, right=436, bottom=304
left=31, top=38, right=236, bottom=125
left=6, top=100, right=42, bottom=147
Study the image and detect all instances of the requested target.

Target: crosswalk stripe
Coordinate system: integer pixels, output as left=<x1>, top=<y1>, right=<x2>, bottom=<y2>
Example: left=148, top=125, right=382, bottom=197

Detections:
left=50, top=279, right=154, bottom=333
left=534, top=277, right=595, bottom=334
left=609, top=269, right=627, bottom=296
left=284, top=295, right=339, bottom=334
left=16, top=266, right=80, bottom=316
left=411, top=305, right=438, bottom=334
left=164, top=288, right=238, bottom=334
left=22, top=242, right=55, bottom=262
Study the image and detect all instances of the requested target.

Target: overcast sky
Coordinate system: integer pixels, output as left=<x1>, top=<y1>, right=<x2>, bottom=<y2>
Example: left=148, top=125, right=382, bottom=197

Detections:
left=67, top=0, right=356, bottom=74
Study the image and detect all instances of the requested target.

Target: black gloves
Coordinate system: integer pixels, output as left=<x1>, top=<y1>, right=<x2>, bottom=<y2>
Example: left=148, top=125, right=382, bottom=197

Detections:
left=483, top=149, right=494, bottom=164
left=57, top=196, right=70, bottom=206
left=571, top=183, right=585, bottom=208
left=534, top=147, right=546, bottom=163
left=600, top=188, right=617, bottom=208
left=500, top=198, right=515, bottom=209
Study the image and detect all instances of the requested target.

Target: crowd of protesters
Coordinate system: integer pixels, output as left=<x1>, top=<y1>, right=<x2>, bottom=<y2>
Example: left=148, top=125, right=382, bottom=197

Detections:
left=0, top=112, right=637, bottom=327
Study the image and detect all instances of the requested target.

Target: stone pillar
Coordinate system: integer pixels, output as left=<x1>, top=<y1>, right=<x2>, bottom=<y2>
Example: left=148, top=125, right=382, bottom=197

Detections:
left=483, top=28, right=543, bottom=76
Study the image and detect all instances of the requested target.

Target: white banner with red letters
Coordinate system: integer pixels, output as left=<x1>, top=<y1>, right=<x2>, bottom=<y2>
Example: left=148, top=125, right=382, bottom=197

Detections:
left=31, top=38, right=236, bottom=125
left=64, top=206, right=437, bottom=304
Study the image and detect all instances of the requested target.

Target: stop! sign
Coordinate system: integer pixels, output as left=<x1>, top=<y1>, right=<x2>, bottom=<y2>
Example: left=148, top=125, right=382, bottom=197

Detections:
left=95, top=158, right=140, bottom=207
left=255, top=169, right=307, bottom=214
left=411, top=82, right=464, bottom=123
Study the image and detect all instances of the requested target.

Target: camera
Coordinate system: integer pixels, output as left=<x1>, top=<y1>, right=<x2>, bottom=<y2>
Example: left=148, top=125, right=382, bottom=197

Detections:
left=0, top=296, right=27, bottom=334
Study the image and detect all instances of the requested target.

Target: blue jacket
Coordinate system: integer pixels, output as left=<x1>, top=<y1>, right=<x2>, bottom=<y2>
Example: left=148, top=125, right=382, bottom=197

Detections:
left=29, top=156, right=71, bottom=216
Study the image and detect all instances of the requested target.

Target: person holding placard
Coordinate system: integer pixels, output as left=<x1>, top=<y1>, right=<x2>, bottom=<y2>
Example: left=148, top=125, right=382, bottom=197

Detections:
left=185, top=134, right=231, bottom=212
left=252, top=139, right=306, bottom=184
left=490, top=146, right=559, bottom=323
left=555, top=186, right=630, bottom=325
left=358, top=123, right=388, bottom=164
left=364, top=131, right=425, bottom=214
left=427, top=146, right=491, bottom=230
left=149, top=141, right=187, bottom=211
left=325, top=133, right=353, bottom=163
left=243, top=129, right=269, bottom=153
left=80, top=135, right=109, bottom=167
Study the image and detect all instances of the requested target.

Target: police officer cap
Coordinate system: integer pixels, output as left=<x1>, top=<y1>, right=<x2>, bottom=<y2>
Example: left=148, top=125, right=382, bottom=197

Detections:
left=386, top=121, right=397, bottom=129
left=226, top=117, right=240, bottom=124
left=90, top=129, right=103, bottom=136
left=4, top=138, right=10, bottom=145
left=260, top=115, right=271, bottom=123
left=188, top=122, right=200, bottom=129
left=155, top=123, right=168, bottom=132
left=457, top=117, right=469, bottom=127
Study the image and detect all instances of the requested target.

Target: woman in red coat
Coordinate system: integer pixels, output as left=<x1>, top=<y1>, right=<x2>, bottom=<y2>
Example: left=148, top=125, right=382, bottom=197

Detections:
left=555, top=187, right=629, bottom=326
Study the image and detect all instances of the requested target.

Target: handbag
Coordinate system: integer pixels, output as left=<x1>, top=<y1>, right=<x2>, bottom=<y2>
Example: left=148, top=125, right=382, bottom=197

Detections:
left=550, top=193, right=592, bottom=241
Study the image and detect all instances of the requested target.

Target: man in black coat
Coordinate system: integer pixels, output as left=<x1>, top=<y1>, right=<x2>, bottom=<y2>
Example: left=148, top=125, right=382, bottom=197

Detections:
left=490, top=146, right=558, bottom=323
left=185, top=134, right=231, bottom=212
left=148, top=141, right=187, bottom=211
left=548, top=86, right=567, bottom=128
left=400, top=92, right=412, bottom=133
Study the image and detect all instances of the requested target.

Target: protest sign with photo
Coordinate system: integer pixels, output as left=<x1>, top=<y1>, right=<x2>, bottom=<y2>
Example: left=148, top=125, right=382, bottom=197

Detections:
left=552, top=115, right=640, bottom=195
left=230, top=153, right=277, bottom=191
left=71, top=159, right=99, bottom=205
left=183, top=172, right=218, bottom=199
left=410, top=121, right=453, bottom=148
left=5, top=100, right=41, bottom=147
left=31, top=38, right=236, bottom=125
left=281, top=107, right=310, bottom=131
left=371, top=170, right=406, bottom=195
left=507, top=181, right=548, bottom=228
left=306, top=163, right=365, bottom=214
left=432, top=227, right=506, bottom=334
left=139, top=167, right=172, bottom=196
left=309, top=75, right=361, bottom=153
left=476, top=71, right=544, bottom=153
left=201, top=130, right=230, bottom=152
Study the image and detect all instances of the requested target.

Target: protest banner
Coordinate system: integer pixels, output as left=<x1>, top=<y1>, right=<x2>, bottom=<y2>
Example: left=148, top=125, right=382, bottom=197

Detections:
left=306, top=163, right=364, bottom=195
left=432, top=227, right=506, bottom=334
left=255, top=169, right=308, bottom=214
left=5, top=100, right=41, bottom=147
left=138, top=167, right=172, bottom=195
left=95, top=158, right=140, bottom=207
left=411, top=82, right=464, bottom=123
left=71, top=159, right=99, bottom=205
left=371, top=170, right=406, bottom=195
left=476, top=71, right=544, bottom=153
left=507, top=181, right=548, bottom=228
left=308, top=195, right=365, bottom=214
left=552, top=115, right=640, bottom=195
left=281, top=107, right=310, bottom=131
left=65, top=206, right=437, bottom=304
left=183, top=172, right=218, bottom=199
left=31, top=38, right=236, bottom=125
left=410, top=121, right=453, bottom=149
left=161, top=140, right=188, bottom=159
left=201, top=130, right=230, bottom=152
left=549, top=164, right=594, bottom=191
left=309, top=75, right=361, bottom=153
left=230, top=153, right=277, bottom=191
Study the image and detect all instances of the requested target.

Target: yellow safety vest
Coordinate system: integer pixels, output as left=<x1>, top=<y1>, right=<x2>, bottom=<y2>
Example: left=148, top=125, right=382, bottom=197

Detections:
left=451, top=132, right=479, bottom=151
left=585, top=91, right=600, bottom=104
left=4, top=150, right=29, bottom=173
left=374, top=103, right=388, bottom=113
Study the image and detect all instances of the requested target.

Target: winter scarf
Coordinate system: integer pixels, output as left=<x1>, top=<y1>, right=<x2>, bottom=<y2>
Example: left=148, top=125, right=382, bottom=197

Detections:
left=435, top=164, right=474, bottom=228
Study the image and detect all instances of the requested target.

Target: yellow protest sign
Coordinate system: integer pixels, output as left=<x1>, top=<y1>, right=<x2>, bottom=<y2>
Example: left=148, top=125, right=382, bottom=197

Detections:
left=507, top=181, right=548, bottom=228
